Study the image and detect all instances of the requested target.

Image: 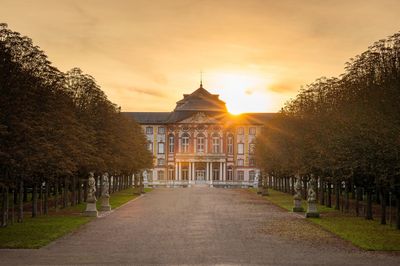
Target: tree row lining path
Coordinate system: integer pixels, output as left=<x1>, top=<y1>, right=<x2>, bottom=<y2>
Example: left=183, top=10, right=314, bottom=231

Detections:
left=1, top=188, right=399, bottom=265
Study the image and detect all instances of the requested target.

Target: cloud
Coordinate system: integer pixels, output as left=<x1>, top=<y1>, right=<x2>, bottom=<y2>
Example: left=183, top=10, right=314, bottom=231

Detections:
left=268, top=82, right=297, bottom=93
left=126, top=87, right=166, bottom=98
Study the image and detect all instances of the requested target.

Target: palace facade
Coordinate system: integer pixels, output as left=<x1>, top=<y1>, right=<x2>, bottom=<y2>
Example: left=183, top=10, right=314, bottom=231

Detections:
left=126, top=84, right=273, bottom=187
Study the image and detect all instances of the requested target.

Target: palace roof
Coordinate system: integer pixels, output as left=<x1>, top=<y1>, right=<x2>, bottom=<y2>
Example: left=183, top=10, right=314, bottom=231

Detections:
left=124, top=85, right=275, bottom=125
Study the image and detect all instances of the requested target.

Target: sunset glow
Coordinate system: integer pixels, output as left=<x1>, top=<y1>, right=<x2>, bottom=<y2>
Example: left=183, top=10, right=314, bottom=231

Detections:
left=1, top=0, right=400, bottom=113
left=208, top=72, right=273, bottom=114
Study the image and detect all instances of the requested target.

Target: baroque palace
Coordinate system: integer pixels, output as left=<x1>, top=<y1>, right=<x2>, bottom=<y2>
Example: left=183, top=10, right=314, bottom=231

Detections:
left=126, top=83, right=273, bottom=187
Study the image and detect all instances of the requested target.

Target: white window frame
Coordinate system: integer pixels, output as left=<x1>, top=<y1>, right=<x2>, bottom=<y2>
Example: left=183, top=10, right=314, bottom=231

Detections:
left=158, top=142, right=165, bottom=154
left=238, top=143, right=244, bottom=154
left=197, top=134, right=205, bottom=153
left=158, top=127, right=165, bottom=134
left=146, top=126, right=153, bottom=135
left=227, top=135, right=233, bottom=154
left=168, top=135, right=174, bottom=153
left=212, top=135, right=220, bottom=153
left=181, top=134, right=189, bottom=153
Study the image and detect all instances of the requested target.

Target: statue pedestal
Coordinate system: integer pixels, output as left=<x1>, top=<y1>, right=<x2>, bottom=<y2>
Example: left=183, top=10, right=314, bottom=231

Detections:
left=84, top=202, right=98, bottom=217
left=133, top=186, right=141, bottom=195
left=292, top=199, right=304, bottom=212
left=257, top=187, right=262, bottom=194
left=306, top=202, right=320, bottom=218
left=101, top=197, right=111, bottom=211
left=261, top=188, right=269, bottom=196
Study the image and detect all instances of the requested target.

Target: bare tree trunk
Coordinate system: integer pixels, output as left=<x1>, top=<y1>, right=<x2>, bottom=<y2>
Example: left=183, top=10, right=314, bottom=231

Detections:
left=77, top=178, right=82, bottom=204
left=396, top=194, right=400, bottom=230
left=71, top=176, right=76, bottom=206
left=39, top=178, right=43, bottom=215
left=345, top=181, right=350, bottom=212
left=327, top=182, right=332, bottom=208
left=355, top=187, right=360, bottom=216
left=44, top=180, right=49, bottom=215
left=32, top=182, right=38, bottom=218
left=11, top=188, right=15, bottom=225
left=18, top=179, right=23, bottom=223
left=54, top=179, right=59, bottom=212
left=319, top=177, right=324, bottom=205
left=83, top=179, right=88, bottom=202
left=63, top=177, right=68, bottom=208
left=366, top=189, right=373, bottom=220
left=380, top=188, right=387, bottom=225
left=335, top=180, right=340, bottom=210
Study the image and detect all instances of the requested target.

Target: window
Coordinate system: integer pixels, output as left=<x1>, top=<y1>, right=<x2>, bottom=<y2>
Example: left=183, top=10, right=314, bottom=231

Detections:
left=158, top=170, right=165, bottom=180
left=197, top=134, right=205, bottom=153
left=182, top=168, right=189, bottom=180
left=249, top=127, right=256, bottom=135
left=158, top=127, right=165, bottom=134
left=147, top=142, right=153, bottom=152
left=168, top=134, right=174, bottom=153
left=227, top=168, right=233, bottom=181
left=146, top=127, right=153, bottom=135
left=237, top=127, right=244, bottom=135
left=249, top=158, right=255, bottom=166
left=237, top=170, right=244, bottom=181
left=158, top=142, right=165, bottom=154
left=157, top=158, right=165, bottom=166
left=249, top=171, right=255, bottom=182
left=237, top=159, right=244, bottom=166
left=181, top=133, right=189, bottom=153
left=249, top=143, right=256, bottom=154
left=238, top=143, right=244, bottom=154
left=168, top=168, right=174, bottom=180
left=213, top=168, right=220, bottom=180
left=212, top=133, right=220, bottom=153
left=227, top=135, right=233, bottom=154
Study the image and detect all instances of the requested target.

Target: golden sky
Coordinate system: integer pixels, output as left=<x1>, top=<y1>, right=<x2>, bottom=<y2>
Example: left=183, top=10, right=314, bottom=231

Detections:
left=2, top=0, right=400, bottom=113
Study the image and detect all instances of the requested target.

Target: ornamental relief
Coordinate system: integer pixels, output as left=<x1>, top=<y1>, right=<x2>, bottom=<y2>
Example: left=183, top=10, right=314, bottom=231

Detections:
left=179, top=112, right=218, bottom=124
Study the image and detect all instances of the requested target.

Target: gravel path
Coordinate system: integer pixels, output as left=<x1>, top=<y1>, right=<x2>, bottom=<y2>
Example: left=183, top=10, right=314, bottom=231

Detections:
left=0, top=187, right=399, bottom=265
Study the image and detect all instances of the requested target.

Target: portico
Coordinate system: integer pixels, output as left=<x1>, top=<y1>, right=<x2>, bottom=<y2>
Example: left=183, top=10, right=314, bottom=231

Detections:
left=174, top=160, right=227, bottom=183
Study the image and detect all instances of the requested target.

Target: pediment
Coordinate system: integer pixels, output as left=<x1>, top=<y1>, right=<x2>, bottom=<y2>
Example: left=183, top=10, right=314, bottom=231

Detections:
left=178, top=112, right=217, bottom=124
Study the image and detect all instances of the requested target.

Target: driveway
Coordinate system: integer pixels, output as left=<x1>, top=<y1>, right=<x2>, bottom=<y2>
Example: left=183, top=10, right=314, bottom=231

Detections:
left=0, top=187, right=398, bottom=265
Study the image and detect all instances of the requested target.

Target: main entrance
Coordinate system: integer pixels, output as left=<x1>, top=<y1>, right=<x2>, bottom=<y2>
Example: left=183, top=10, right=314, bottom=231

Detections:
left=196, top=170, right=206, bottom=182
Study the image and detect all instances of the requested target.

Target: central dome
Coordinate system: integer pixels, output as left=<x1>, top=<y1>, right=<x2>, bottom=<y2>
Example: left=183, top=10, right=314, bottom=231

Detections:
left=174, top=85, right=227, bottom=112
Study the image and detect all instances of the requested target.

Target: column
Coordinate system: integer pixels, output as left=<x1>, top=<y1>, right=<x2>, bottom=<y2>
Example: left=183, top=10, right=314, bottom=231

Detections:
left=219, top=162, right=223, bottom=181
left=223, top=162, right=227, bottom=181
left=175, top=162, right=178, bottom=180
left=206, top=162, right=209, bottom=181
left=192, top=162, right=195, bottom=180
left=178, top=162, right=181, bottom=180
left=189, top=162, right=192, bottom=181
left=210, top=162, right=213, bottom=181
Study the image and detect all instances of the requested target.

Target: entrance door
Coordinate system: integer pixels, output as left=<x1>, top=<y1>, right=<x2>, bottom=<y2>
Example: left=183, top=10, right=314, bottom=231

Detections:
left=196, top=170, right=205, bottom=182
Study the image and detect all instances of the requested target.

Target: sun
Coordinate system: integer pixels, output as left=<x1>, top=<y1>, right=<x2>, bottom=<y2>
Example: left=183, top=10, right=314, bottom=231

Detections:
left=208, top=72, right=273, bottom=114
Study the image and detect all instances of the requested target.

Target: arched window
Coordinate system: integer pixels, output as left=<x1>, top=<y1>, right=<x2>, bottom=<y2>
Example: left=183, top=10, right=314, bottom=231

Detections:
left=212, top=133, right=220, bottom=153
left=227, top=134, right=234, bottom=154
left=181, top=133, right=189, bottom=153
left=196, top=134, right=205, bottom=153
left=168, top=134, right=174, bottom=153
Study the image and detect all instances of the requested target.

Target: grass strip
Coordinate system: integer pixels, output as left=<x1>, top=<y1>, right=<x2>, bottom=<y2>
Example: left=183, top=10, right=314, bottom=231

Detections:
left=251, top=188, right=400, bottom=251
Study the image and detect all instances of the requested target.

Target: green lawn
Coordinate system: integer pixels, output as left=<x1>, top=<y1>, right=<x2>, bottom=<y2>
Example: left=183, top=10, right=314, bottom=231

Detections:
left=251, top=188, right=400, bottom=251
left=0, top=187, right=151, bottom=249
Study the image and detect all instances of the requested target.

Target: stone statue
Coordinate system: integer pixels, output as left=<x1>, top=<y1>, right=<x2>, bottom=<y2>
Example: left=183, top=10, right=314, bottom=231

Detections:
left=101, top=172, right=110, bottom=198
left=306, top=174, right=319, bottom=218
left=307, top=175, right=317, bottom=203
left=293, top=174, right=302, bottom=200
left=261, top=173, right=269, bottom=196
left=100, top=172, right=111, bottom=211
left=87, top=172, right=97, bottom=203
left=84, top=171, right=98, bottom=217
left=292, top=174, right=304, bottom=212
